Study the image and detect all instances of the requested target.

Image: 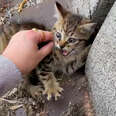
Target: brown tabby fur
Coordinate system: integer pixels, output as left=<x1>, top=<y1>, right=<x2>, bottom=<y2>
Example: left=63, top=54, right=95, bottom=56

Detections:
left=36, top=2, right=96, bottom=100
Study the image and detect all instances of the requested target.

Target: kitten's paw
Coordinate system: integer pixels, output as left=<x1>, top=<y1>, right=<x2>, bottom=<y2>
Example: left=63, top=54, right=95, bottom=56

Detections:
left=43, top=81, right=63, bottom=100
left=40, top=73, right=63, bottom=100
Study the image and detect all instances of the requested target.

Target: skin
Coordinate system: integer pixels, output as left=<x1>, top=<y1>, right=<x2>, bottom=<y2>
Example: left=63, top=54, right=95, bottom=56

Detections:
left=2, top=30, right=53, bottom=74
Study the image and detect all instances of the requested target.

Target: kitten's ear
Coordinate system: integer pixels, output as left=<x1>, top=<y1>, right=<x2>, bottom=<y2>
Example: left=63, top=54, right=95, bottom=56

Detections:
left=79, top=23, right=96, bottom=34
left=55, top=2, right=68, bottom=19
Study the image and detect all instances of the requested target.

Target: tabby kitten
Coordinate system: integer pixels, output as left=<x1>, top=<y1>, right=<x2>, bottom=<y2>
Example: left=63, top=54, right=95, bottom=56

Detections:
left=34, top=2, right=96, bottom=100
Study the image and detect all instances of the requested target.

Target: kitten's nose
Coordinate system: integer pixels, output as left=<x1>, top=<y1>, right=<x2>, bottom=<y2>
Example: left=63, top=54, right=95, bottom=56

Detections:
left=60, top=45, right=64, bottom=49
left=59, top=40, right=65, bottom=48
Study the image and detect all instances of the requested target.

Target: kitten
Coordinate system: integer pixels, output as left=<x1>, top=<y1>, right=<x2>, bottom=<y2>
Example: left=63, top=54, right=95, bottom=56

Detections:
left=0, top=2, right=96, bottom=101
left=34, top=2, right=96, bottom=100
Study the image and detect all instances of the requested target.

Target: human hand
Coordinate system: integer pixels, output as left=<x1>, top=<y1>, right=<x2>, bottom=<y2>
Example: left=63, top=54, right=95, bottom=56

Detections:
left=2, top=30, right=53, bottom=74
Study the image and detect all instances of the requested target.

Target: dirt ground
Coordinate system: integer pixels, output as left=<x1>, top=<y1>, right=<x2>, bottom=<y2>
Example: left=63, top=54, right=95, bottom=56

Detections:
left=0, top=69, right=92, bottom=116
left=0, top=0, right=94, bottom=116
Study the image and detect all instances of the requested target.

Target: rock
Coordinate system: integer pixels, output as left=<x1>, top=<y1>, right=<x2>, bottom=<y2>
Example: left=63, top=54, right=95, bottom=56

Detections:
left=11, top=0, right=115, bottom=29
left=91, top=0, right=115, bottom=26
left=85, top=2, right=116, bottom=116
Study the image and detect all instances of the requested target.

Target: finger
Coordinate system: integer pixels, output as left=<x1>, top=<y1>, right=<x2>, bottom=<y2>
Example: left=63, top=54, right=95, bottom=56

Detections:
left=32, top=29, right=53, bottom=43
left=38, top=42, right=53, bottom=62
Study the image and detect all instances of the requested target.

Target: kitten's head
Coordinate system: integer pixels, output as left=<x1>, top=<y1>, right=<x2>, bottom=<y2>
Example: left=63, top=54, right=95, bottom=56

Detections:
left=53, top=2, right=96, bottom=56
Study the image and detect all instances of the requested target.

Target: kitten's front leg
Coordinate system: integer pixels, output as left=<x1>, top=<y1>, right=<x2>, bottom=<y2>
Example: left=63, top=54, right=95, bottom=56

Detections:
left=39, top=72, right=63, bottom=100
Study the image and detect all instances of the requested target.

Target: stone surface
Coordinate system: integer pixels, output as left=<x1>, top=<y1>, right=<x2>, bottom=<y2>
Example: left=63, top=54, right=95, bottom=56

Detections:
left=91, top=0, right=115, bottom=26
left=85, top=1, right=116, bottom=116
left=57, top=0, right=98, bottom=18
left=11, top=0, right=115, bottom=29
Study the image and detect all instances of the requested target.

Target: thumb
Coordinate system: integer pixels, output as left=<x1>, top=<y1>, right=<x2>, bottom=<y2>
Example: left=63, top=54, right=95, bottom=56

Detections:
left=38, top=42, right=53, bottom=62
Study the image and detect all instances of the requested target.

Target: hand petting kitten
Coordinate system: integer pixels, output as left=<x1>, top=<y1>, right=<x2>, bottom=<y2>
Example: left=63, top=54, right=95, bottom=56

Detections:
left=2, top=30, right=53, bottom=74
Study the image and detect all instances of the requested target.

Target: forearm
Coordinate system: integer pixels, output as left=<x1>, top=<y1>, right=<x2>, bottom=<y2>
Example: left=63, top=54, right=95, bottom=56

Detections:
left=0, top=55, right=22, bottom=96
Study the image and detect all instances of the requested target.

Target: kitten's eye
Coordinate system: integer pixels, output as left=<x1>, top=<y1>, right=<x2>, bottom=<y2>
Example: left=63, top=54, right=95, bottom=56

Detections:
left=68, top=38, right=77, bottom=43
left=56, top=32, right=61, bottom=40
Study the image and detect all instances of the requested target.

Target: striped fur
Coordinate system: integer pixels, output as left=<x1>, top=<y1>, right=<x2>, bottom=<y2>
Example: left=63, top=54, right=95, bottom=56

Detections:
left=34, top=2, right=96, bottom=100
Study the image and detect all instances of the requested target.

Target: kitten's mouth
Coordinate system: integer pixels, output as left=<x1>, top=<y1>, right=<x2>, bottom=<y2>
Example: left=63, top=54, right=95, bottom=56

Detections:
left=61, top=49, right=74, bottom=56
left=61, top=49, right=76, bottom=56
left=62, top=50, right=69, bottom=56
left=55, top=44, right=73, bottom=56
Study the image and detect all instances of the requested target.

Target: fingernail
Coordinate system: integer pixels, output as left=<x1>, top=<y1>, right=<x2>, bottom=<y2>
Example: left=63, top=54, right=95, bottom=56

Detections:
left=32, top=28, right=38, bottom=32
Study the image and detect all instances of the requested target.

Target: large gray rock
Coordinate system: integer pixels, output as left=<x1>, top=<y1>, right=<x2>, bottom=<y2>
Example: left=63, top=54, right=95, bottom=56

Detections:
left=85, top=2, right=116, bottom=116
left=11, top=0, right=114, bottom=29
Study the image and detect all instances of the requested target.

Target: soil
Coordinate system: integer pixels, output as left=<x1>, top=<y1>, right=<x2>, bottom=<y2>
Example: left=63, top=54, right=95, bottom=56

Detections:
left=0, top=69, right=94, bottom=116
